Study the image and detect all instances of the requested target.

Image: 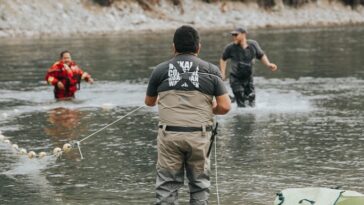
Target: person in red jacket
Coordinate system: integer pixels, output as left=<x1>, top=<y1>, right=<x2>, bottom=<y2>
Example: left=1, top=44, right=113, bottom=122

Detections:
left=45, top=51, right=94, bottom=99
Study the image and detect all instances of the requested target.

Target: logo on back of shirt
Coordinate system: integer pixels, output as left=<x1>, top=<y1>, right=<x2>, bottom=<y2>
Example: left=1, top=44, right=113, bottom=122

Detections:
left=168, top=61, right=199, bottom=88
left=189, top=66, right=199, bottom=88
left=168, top=63, right=181, bottom=86
left=177, top=61, right=193, bottom=72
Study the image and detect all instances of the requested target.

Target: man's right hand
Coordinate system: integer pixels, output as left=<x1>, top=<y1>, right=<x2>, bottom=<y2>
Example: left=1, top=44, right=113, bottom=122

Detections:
left=57, top=81, right=65, bottom=90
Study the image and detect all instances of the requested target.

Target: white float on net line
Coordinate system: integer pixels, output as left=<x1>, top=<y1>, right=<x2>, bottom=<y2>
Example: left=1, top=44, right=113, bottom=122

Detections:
left=53, top=147, right=62, bottom=157
left=63, top=143, right=72, bottom=153
left=0, top=133, right=68, bottom=160
left=28, top=151, right=36, bottom=159
left=38, top=152, right=47, bottom=158
left=12, top=144, right=19, bottom=150
left=19, top=148, right=27, bottom=155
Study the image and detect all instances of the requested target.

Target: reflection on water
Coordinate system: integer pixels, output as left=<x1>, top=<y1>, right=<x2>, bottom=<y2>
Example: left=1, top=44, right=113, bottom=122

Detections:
left=1, top=26, right=364, bottom=204
left=45, top=108, right=86, bottom=141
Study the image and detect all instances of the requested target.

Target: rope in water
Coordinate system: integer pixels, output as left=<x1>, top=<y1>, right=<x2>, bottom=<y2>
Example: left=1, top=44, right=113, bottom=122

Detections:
left=70, top=105, right=146, bottom=159
left=214, top=122, right=221, bottom=205
left=0, top=106, right=146, bottom=159
left=76, top=104, right=222, bottom=204
left=2, top=106, right=223, bottom=204
left=79, top=105, right=146, bottom=143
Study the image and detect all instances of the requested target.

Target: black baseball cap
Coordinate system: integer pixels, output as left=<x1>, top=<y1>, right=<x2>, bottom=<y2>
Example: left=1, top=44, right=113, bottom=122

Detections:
left=230, top=27, right=247, bottom=35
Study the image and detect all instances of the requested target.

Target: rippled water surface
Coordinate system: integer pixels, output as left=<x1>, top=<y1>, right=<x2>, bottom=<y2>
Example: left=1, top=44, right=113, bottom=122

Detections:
left=1, top=26, right=364, bottom=205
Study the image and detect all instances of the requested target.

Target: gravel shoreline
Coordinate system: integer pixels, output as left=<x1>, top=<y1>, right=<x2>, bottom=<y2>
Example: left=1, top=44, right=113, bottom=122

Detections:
left=0, top=0, right=363, bottom=38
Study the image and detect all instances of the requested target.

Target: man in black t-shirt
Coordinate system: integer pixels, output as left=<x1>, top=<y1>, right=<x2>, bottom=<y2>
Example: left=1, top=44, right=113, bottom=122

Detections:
left=145, top=26, right=231, bottom=205
left=220, top=27, right=278, bottom=107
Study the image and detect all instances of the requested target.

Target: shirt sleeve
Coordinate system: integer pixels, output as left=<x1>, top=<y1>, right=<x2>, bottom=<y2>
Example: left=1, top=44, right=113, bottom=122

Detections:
left=209, top=63, right=223, bottom=78
left=45, top=63, right=60, bottom=86
left=73, top=65, right=84, bottom=76
left=78, top=67, right=92, bottom=81
left=251, top=40, right=265, bottom=59
left=72, top=63, right=92, bottom=82
left=146, top=67, right=161, bottom=97
left=209, top=64, right=227, bottom=96
left=214, top=77, right=228, bottom=96
left=221, top=44, right=232, bottom=61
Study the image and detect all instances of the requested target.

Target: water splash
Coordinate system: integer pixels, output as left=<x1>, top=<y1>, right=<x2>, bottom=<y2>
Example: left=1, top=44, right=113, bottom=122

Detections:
left=0, top=81, right=147, bottom=121
left=229, top=89, right=313, bottom=114
left=2, top=77, right=363, bottom=121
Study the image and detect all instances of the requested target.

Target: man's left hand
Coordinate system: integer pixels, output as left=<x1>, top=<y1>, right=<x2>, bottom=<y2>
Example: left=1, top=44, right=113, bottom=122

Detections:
left=88, top=78, right=94, bottom=84
left=268, top=63, right=278, bottom=72
left=212, top=100, right=217, bottom=110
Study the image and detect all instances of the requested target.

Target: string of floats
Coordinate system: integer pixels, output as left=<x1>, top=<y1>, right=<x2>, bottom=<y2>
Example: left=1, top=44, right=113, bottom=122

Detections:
left=0, top=106, right=145, bottom=160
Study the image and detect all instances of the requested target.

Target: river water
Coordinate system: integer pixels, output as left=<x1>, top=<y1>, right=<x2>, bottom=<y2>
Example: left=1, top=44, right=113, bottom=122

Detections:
left=0, top=26, right=363, bottom=205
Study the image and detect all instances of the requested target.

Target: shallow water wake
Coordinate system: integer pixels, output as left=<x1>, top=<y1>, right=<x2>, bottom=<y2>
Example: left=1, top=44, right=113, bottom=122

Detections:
left=2, top=77, right=363, bottom=122
left=0, top=142, right=57, bottom=176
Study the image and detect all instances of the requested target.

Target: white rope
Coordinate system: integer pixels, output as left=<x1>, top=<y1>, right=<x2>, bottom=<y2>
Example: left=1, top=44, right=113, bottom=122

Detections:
left=71, top=105, right=146, bottom=159
left=79, top=105, right=145, bottom=143
left=214, top=129, right=221, bottom=205
left=76, top=141, right=84, bottom=159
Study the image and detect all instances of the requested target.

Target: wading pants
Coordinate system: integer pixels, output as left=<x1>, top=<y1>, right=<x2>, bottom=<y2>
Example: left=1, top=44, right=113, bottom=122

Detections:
left=156, top=125, right=211, bottom=205
left=230, top=75, right=255, bottom=107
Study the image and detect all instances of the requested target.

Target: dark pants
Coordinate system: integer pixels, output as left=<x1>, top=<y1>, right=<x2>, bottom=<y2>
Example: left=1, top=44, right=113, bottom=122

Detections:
left=230, top=75, right=255, bottom=107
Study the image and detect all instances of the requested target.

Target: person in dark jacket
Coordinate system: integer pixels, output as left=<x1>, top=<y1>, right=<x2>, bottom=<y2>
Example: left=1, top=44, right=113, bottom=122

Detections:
left=220, top=27, right=278, bottom=107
